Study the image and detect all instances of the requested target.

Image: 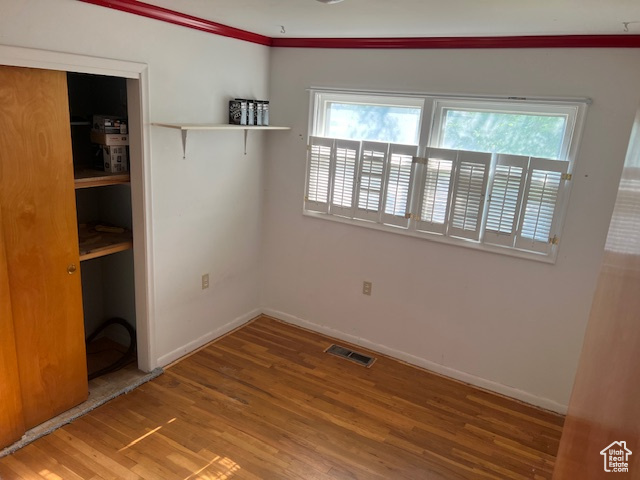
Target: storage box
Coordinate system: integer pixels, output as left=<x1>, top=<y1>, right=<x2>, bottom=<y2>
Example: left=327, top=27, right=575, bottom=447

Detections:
left=90, top=131, right=129, bottom=146
left=102, top=146, right=128, bottom=173
left=229, top=99, right=247, bottom=125
left=247, top=101, right=255, bottom=126
left=93, top=115, right=127, bottom=134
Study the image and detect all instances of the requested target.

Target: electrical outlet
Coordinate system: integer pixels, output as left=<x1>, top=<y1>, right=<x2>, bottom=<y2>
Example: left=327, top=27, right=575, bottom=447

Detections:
left=202, top=274, right=210, bottom=289
left=362, top=281, right=372, bottom=296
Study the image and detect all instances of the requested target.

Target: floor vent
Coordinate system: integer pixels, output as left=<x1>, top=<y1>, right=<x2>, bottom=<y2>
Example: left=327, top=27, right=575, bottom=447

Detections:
left=325, top=344, right=376, bottom=367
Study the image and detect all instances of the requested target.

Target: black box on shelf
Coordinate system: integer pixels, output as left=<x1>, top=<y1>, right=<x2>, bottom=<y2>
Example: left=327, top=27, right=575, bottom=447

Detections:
left=93, top=115, right=127, bottom=134
left=229, top=99, right=270, bottom=126
left=229, top=99, right=247, bottom=125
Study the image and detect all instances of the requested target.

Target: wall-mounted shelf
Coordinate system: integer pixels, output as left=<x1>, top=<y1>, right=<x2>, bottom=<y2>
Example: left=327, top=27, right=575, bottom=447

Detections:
left=74, top=169, right=130, bottom=189
left=152, top=123, right=291, bottom=157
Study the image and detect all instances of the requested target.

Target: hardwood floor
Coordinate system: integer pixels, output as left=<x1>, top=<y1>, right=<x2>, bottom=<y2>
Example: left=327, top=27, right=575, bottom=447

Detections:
left=0, top=316, right=564, bottom=479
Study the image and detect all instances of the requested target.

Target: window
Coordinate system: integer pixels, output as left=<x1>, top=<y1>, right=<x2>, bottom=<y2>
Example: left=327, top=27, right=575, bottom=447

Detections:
left=314, top=92, right=423, bottom=144
left=305, top=90, right=587, bottom=262
left=433, top=101, right=571, bottom=159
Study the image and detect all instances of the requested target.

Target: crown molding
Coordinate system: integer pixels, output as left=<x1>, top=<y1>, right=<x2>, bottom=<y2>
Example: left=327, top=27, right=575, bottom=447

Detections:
left=271, top=35, right=640, bottom=49
left=78, top=0, right=640, bottom=49
left=78, top=0, right=272, bottom=46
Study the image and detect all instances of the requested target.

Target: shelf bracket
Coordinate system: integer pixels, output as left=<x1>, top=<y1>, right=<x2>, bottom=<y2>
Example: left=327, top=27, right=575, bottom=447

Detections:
left=181, top=129, right=188, bottom=159
left=244, top=129, right=248, bottom=155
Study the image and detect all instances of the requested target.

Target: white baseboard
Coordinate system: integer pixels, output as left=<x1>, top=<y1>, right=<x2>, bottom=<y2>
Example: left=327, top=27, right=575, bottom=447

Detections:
left=262, top=308, right=568, bottom=414
left=156, top=308, right=260, bottom=367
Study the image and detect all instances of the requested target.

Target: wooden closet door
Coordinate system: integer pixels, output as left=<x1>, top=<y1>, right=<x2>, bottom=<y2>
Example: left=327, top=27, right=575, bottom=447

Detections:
left=0, top=208, right=25, bottom=448
left=0, top=65, right=88, bottom=429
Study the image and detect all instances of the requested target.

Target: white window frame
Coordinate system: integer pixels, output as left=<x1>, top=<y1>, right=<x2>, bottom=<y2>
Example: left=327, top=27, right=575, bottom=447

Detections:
left=304, top=88, right=588, bottom=263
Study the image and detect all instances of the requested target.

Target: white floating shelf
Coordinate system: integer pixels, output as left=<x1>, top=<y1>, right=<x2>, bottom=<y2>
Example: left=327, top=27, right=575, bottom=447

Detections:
left=152, top=123, right=291, bottom=157
left=153, top=123, right=290, bottom=131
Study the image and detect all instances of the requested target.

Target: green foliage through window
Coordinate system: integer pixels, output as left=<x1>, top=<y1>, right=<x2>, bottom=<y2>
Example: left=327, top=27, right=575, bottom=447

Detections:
left=326, top=103, right=421, bottom=145
left=440, top=109, right=567, bottom=159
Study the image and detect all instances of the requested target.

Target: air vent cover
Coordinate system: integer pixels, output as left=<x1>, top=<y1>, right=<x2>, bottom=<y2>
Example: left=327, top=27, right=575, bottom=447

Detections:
left=325, top=344, right=376, bottom=367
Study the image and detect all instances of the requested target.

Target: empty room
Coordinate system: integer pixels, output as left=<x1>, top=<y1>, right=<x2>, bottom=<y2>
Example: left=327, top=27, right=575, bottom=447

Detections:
left=0, top=0, right=639, bottom=478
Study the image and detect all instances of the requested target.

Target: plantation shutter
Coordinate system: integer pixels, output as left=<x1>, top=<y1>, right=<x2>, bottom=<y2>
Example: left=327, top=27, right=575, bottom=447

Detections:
left=515, top=157, right=568, bottom=254
left=354, top=141, right=388, bottom=222
left=381, top=144, right=417, bottom=228
left=330, top=139, right=360, bottom=218
left=305, top=136, right=333, bottom=213
left=415, top=148, right=457, bottom=234
left=448, top=151, right=491, bottom=241
left=483, top=154, right=528, bottom=247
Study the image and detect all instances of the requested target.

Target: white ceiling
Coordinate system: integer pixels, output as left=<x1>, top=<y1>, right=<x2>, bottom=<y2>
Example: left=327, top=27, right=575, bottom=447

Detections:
left=144, top=0, right=640, bottom=38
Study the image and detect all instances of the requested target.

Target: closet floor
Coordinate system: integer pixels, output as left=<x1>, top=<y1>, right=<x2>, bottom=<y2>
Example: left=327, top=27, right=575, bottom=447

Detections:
left=0, top=342, right=162, bottom=458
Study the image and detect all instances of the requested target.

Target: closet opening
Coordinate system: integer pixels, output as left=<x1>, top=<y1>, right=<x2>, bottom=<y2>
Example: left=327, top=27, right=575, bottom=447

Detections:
left=68, top=71, right=149, bottom=397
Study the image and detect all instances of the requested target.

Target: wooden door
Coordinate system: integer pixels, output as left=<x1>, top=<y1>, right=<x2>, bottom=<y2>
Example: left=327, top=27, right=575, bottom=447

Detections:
left=0, top=208, right=25, bottom=448
left=0, top=66, right=88, bottom=429
left=553, top=126, right=640, bottom=477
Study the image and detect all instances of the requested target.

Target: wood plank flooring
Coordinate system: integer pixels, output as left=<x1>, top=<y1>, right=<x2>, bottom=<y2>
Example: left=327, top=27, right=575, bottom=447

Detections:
left=0, top=316, right=564, bottom=479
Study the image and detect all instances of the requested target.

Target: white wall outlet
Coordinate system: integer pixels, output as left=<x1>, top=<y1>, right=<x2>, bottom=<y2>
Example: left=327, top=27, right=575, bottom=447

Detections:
left=363, top=281, right=372, bottom=296
left=202, top=273, right=210, bottom=289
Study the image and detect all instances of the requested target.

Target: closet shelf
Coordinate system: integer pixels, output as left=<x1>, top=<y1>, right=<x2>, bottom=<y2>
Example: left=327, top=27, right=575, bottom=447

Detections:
left=78, top=223, right=133, bottom=262
left=152, top=123, right=291, bottom=157
left=74, top=169, right=130, bottom=189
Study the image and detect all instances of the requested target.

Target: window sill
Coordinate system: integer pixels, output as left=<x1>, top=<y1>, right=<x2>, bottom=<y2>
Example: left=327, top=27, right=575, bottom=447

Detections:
left=302, top=209, right=557, bottom=264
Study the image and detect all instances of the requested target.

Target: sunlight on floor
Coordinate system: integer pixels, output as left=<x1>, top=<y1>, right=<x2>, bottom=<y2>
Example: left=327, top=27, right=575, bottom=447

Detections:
left=182, top=454, right=241, bottom=480
left=38, top=469, right=63, bottom=480
left=118, top=425, right=163, bottom=452
left=118, top=417, right=177, bottom=452
left=115, top=416, right=242, bottom=479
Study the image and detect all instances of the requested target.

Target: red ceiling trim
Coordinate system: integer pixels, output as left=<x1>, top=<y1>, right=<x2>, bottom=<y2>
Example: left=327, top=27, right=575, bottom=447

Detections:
left=78, top=1, right=640, bottom=49
left=78, top=0, right=272, bottom=47
left=271, top=35, right=640, bottom=49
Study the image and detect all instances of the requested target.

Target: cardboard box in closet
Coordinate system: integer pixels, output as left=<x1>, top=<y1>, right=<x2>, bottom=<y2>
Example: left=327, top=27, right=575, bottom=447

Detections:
left=103, top=146, right=128, bottom=173
left=90, top=131, right=129, bottom=146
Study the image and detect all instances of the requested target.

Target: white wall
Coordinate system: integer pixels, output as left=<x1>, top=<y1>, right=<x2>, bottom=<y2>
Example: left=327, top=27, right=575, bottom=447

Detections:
left=0, top=0, right=270, bottom=367
left=263, top=48, right=640, bottom=411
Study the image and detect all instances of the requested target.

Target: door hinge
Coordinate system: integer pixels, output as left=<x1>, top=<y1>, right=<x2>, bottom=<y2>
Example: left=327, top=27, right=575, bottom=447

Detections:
left=304, top=195, right=309, bottom=201
left=405, top=213, right=419, bottom=220
left=549, top=235, right=559, bottom=245
left=561, top=173, right=572, bottom=181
